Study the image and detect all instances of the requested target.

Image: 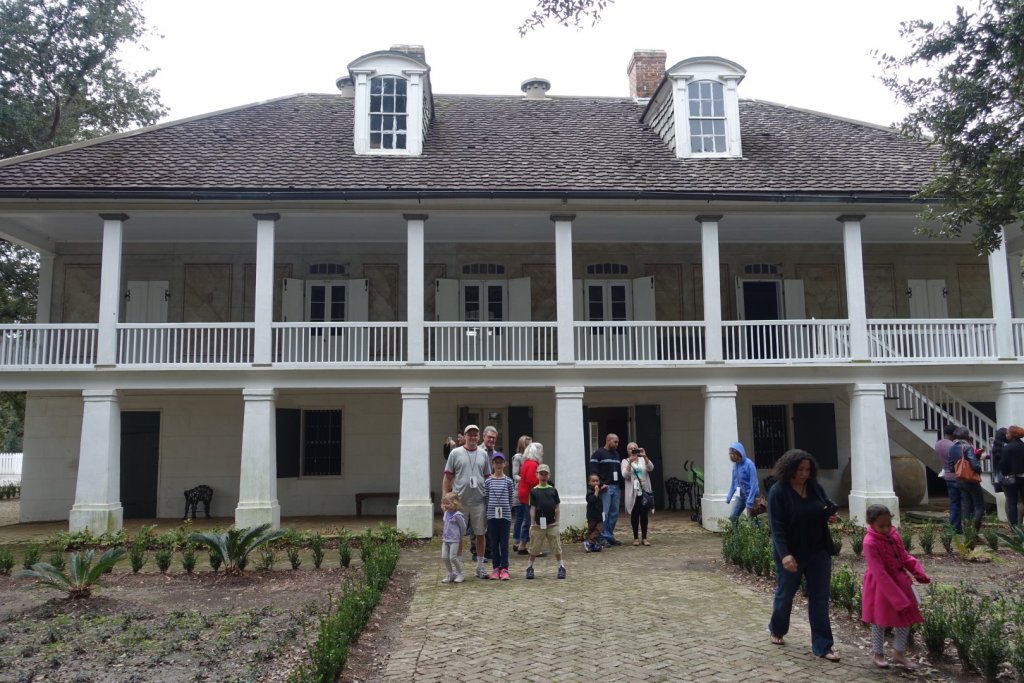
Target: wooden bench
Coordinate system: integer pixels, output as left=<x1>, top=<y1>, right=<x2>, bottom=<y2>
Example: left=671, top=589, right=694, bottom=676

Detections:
left=355, top=491, right=435, bottom=517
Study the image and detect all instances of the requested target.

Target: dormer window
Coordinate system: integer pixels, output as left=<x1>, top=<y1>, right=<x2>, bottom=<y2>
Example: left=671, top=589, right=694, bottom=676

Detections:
left=687, top=81, right=726, bottom=154
left=370, top=76, right=408, bottom=150
left=347, top=46, right=432, bottom=156
left=641, top=55, right=745, bottom=160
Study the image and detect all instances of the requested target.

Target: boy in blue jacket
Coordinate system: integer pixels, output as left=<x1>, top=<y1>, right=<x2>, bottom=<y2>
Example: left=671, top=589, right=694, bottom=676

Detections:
left=726, top=441, right=759, bottom=524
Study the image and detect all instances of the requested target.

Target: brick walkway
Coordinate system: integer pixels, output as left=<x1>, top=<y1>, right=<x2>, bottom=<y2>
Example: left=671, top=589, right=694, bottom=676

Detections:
left=381, top=517, right=940, bottom=682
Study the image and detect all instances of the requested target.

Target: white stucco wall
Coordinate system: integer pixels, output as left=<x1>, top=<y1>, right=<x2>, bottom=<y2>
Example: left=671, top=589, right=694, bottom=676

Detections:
left=20, top=393, right=82, bottom=522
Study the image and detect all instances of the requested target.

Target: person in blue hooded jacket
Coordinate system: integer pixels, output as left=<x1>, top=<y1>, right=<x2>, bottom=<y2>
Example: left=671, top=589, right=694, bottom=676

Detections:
left=725, top=441, right=759, bottom=524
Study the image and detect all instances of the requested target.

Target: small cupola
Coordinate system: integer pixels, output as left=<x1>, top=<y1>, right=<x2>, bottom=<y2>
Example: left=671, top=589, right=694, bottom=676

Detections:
left=520, top=77, right=551, bottom=100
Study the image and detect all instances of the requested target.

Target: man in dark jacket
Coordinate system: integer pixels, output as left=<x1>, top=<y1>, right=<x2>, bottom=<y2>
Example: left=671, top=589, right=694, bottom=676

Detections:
left=589, top=433, right=623, bottom=546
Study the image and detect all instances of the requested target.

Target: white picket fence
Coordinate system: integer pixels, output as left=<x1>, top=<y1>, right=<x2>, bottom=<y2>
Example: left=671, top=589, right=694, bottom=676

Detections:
left=0, top=452, right=22, bottom=484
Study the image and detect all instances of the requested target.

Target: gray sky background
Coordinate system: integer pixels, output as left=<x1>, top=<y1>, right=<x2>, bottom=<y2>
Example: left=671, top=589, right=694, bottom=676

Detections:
left=126, top=0, right=965, bottom=128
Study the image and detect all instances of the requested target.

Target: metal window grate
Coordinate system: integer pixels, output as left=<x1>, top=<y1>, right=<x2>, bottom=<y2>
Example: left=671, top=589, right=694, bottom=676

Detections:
left=303, top=409, right=342, bottom=476
left=752, top=404, right=788, bottom=469
left=742, top=263, right=781, bottom=276
left=309, top=263, right=347, bottom=275
left=462, top=263, right=505, bottom=275
left=585, top=263, right=629, bottom=275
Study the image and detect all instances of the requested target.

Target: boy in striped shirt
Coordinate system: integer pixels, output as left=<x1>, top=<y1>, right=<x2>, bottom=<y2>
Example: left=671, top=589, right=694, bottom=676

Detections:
left=485, top=452, right=516, bottom=580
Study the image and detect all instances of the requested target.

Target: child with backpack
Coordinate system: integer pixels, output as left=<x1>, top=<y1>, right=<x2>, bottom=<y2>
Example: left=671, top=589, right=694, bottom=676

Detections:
left=861, top=504, right=931, bottom=670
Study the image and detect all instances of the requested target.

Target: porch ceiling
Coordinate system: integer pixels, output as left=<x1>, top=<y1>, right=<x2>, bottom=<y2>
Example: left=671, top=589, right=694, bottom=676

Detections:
left=0, top=204, right=969, bottom=249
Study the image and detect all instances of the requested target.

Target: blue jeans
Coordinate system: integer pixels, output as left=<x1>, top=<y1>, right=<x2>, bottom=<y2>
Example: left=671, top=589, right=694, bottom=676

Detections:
left=945, top=479, right=963, bottom=533
left=487, top=518, right=510, bottom=570
left=729, top=491, right=748, bottom=524
left=961, top=481, right=984, bottom=531
left=601, top=485, right=621, bottom=542
left=769, top=548, right=834, bottom=657
left=513, top=503, right=530, bottom=544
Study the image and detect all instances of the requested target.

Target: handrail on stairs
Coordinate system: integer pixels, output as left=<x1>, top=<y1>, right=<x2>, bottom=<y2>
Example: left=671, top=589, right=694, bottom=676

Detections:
left=886, top=383, right=998, bottom=448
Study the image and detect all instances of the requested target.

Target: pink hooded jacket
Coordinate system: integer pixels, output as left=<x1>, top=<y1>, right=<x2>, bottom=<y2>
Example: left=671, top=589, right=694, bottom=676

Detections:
left=861, top=526, right=930, bottom=628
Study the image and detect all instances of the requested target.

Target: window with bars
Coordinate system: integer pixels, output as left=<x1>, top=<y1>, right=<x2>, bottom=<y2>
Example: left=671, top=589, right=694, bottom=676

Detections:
left=752, top=404, right=789, bottom=469
left=308, top=263, right=348, bottom=276
left=303, top=409, right=342, bottom=476
left=369, top=76, right=408, bottom=150
left=585, top=263, right=629, bottom=275
left=462, top=263, right=505, bottom=275
left=688, top=80, right=726, bottom=154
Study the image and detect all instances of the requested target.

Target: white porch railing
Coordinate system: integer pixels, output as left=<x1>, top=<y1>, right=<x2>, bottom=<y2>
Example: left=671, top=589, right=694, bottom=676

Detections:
left=868, top=319, right=996, bottom=362
left=1014, top=319, right=1024, bottom=357
left=118, top=323, right=255, bottom=365
left=426, top=322, right=556, bottom=364
left=722, top=320, right=850, bottom=362
left=273, top=322, right=406, bottom=364
left=0, top=324, right=97, bottom=366
left=574, top=322, right=705, bottom=363
left=0, top=452, right=22, bottom=483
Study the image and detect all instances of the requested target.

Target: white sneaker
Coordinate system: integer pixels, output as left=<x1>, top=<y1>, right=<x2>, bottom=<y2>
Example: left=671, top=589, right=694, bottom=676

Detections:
left=453, top=572, right=465, bottom=583
left=441, top=573, right=453, bottom=584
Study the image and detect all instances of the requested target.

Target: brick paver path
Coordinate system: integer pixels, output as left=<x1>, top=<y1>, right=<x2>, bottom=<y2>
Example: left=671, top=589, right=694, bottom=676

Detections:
left=382, top=519, right=941, bottom=682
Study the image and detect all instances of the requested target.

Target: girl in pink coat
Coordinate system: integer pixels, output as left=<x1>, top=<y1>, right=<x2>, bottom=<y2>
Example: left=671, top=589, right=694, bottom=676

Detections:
left=861, top=504, right=931, bottom=670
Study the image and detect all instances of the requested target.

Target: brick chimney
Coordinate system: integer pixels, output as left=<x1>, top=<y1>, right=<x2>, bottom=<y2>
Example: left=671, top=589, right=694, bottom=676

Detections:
left=627, top=49, right=666, bottom=99
left=390, top=44, right=426, bottom=64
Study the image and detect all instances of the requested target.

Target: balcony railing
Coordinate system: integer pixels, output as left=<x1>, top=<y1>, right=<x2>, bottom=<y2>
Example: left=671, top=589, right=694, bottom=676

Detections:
left=273, top=323, right=406, bottom=364
left=0, top=319, right=1021, bottom=369
left=118, top=323, right=255, bottom=365
left=722, top=320, right=850, bottom=362
left=574, top=322, right=705, bottom=363
left=426, top=322, right=556, bottom=364
left=867, top=320, right=996, bottom=362
left=0, top=324, right=97, bottom=366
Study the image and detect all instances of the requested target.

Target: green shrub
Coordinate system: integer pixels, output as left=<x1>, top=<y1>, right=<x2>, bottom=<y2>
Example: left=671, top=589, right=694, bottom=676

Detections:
left=829, top=527, right=843, bottom=556
left=154, top=548, right=172, bottom=573
left=963, top=525, right=979, bottom=550
left=259, top=548, right=275, bottom=571
left=902, top=525, right=914, bottom=553
left=920, top=584, right=951, bottom=659
left=133, top=524, right=159, bottom=551
left=22, top=543, right=41, bottom=570
left=287, top=546, right=301, bottom=570
left=0, top=548, right=14, bottom=575
left=850, top=526, right=865, bottom=557
left=15, top=547, right=126, bottom=599
left=310, top=533, right=325, bottom=569
left=983, top=528, right=999, bottom=552
left=829, top=563, right=861, bottom=615
left=559, top=525, right=586, bottom=544
left=191, top=524, right=285, bottom=575
left=720, top=517, right=774, bottom=578
left=359, top=529, right=373, bottom=564
left=340, top=530, right=354, bottom=569
left=208, top=550, right=222, bottom=572
left=181, top=544, right=197, bottom=574
left=998, top=525, right=1024, bottom=557
left=1009, top=601, right=1024, bottom=683
left=129, top=543, right=147, bottom=574
left=947, top=583, right=982, bottom=670
left=919, top=523, right=935, bottom=555
left=970, top=597, right=1008, bottom=680
left=47, top=549, right=66, bottom=572
left=940, top=524, right=955, bottom=554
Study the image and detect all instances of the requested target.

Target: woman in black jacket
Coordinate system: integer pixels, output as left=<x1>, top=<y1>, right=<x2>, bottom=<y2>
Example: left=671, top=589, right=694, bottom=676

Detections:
left=767, top=449, right=840, bottom=662
left=1001, top=425, right=1024, bottom=526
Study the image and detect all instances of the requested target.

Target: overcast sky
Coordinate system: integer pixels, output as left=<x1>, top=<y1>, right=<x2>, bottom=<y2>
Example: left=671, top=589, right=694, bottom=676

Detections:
left=126, top=0, right=966, bottom=128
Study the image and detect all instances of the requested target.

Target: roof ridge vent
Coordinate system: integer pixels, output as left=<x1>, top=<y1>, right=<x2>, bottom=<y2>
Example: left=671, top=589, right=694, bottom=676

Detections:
left=520, top=77, right=551, bottom=100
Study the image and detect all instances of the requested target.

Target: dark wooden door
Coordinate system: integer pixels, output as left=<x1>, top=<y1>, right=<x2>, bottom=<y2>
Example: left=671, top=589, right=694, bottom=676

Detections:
left=120, top=411, right=160, bottom=519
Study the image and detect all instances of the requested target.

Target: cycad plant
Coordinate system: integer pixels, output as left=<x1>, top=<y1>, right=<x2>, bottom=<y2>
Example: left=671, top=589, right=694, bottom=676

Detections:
left=998, top=525, right=1024, bottom=557
left=15, top=547, right=127, bottom=599
left=190, top=524, right=284, bottom=574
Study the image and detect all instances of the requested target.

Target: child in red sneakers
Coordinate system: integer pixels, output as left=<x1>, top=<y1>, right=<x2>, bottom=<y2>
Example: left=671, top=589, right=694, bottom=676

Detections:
left=484, top=452, right=516, bottom=580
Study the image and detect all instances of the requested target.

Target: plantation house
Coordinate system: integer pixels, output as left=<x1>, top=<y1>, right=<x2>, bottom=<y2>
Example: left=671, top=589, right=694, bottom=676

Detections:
left=0, top=46, right=1022, bottom=537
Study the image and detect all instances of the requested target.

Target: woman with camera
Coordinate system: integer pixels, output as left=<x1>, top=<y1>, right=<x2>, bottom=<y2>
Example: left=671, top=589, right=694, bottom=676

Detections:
left=621, top=442, right=655, bottom=546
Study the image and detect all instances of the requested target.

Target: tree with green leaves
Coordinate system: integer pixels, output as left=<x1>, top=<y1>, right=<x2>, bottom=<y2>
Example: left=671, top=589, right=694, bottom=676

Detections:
left=519, top=0, right=614, bottom=36
left=0, top=0, right=165, bottom=450
left=878, top=0, right=1024, bottom=253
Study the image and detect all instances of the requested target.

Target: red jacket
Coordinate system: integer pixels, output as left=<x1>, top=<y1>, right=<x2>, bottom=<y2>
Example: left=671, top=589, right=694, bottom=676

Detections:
left=861, top=527, right=930, bottom=628
left=518, top=459, right=539, bottom=504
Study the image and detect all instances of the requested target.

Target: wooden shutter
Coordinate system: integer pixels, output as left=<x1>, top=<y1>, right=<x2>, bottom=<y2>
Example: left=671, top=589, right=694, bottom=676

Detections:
left=275, top=408, right=301, bottom=478
left=281, top=278, right=305, bottom=322
left=635, top=404, right=663, bottom=509
left=632, top=276, right=656, bottom=321
left=435, top=278, right=458, bottom=321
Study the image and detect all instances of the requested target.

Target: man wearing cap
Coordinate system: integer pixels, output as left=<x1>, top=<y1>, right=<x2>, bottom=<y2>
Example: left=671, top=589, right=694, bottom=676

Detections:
left=443, top=424, right=491, bottom=579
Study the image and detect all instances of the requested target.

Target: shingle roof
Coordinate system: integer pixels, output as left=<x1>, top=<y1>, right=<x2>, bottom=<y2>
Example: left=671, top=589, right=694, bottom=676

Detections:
left=0, top=94, right=940, bottom=198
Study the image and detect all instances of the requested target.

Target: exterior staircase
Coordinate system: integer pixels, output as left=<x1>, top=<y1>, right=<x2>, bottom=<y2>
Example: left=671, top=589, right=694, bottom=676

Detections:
left=883, top=383, right=1004, bottom=518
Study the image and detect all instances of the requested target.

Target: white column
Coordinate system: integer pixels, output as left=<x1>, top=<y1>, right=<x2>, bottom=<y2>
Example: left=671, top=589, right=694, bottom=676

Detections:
left=253, top=213, right=278, bottom=365
left=848, top=383, right=899, bottom=526
left=840, top=214, right=870, bottom=361
left=96, top=213, right=126, bottom=366
left=405, top=214, right=427, bottom=365
left=397, top=386, right=432, bottom=537
left=553, top=214, right=576, bottom=364
left=351, top=70, right=372, bottom=154
left=69, top=389, right=123, bottom=533
left=701, top=384, right=738, bottom=530
left=35, top=253, right=55, bottom=323
left=724, top=77, right=743, bottom=156
left=403, top=70, right=426, bottom=155
left=997, top=382, right=1024, bottom=430
left=236, top=388, right=281, bottom=529
left=554, top=385, right=587, bottom=527
left=988, top=227, right=1015, bottom=358
left=697, top=215, right=723, bottom=363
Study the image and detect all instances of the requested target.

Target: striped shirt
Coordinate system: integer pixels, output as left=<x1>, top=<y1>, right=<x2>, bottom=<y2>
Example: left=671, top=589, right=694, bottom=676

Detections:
left=485, top=475, right=516, bottom=520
